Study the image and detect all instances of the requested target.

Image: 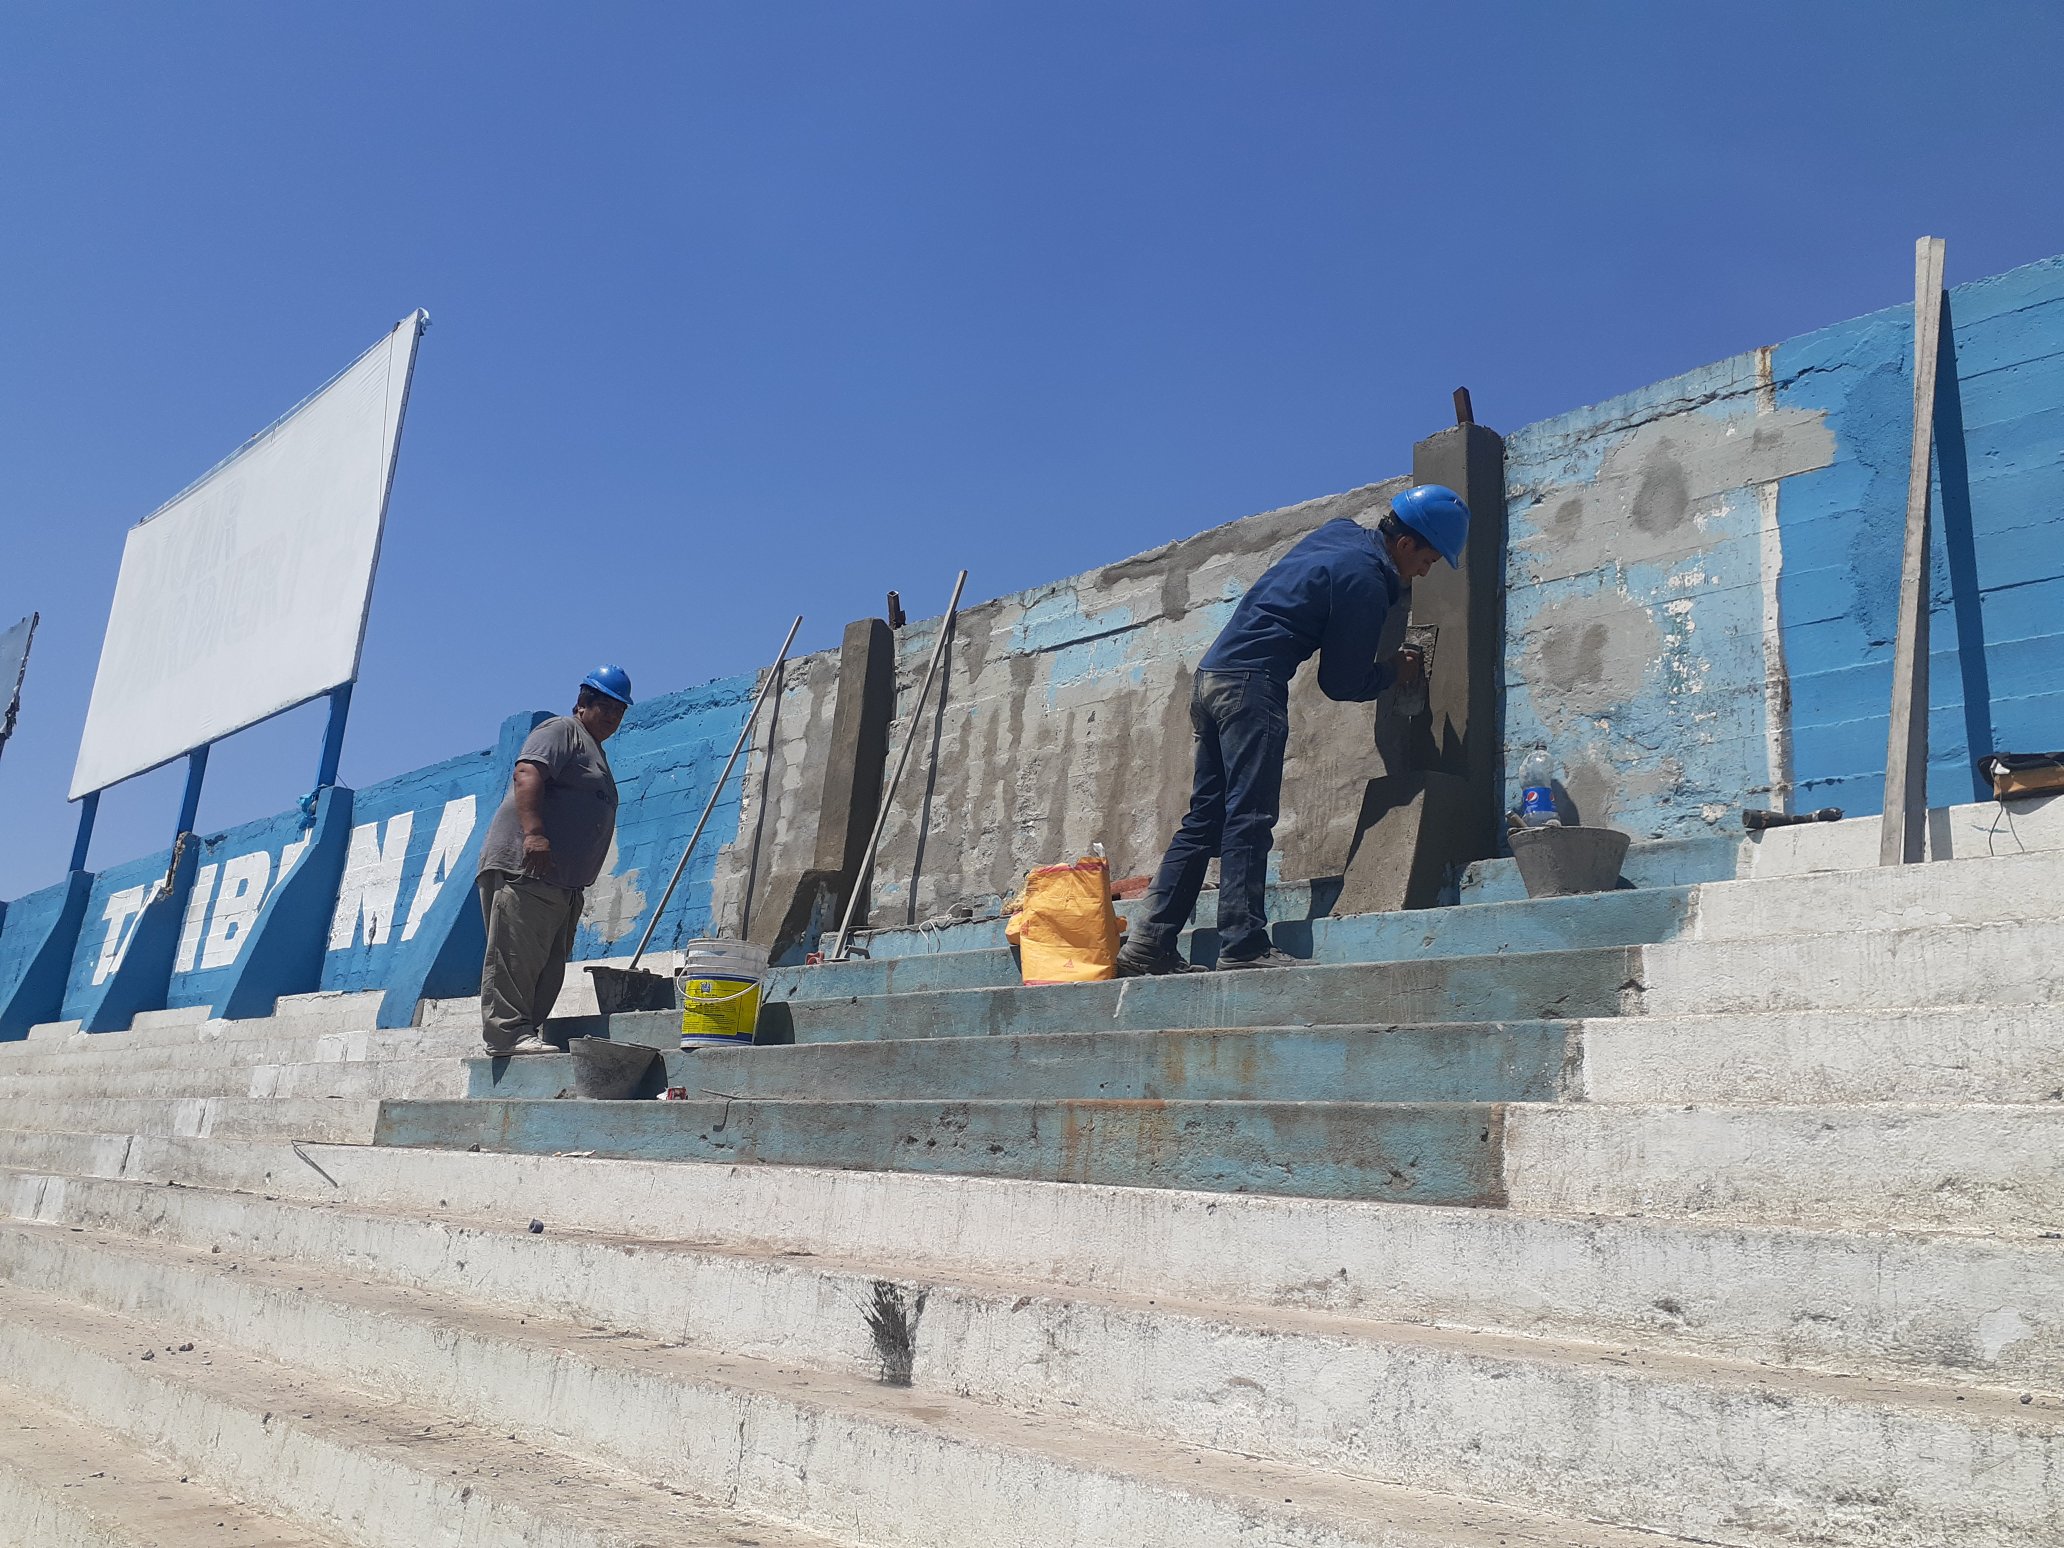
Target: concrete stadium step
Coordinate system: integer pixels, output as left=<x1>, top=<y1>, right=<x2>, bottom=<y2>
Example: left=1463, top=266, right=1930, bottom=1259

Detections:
left=0, top=1056, right=466, bottom=1104
left=490, top=1003, right=2064, bottom=1108
left=6, top=1211, right=2057, bottom=1547
left=6, top=992, right=390, bottom=1054
left=850, top=875, right=1343, bottom=960
left=761, top=944, right=1644, bottom=1045
left=1637, top=918, right=2064, bottom=1014
left=1685, top=845, right=2064, bottom=941
left=0, top=1095, right=380, bottom=1144
left=10, top=1136, right=2059, bottom=1391
left=471, top=1020, right=1580, bottom=1104
left=389, top=1090, right=2064, bottom=1221
left=10, top=1153, right=2062, bottom=1400
left=0, top=1231, right=1691, bottom=1548
left=0, top=1381, right=345, bottom=1548
left=0, top=1023, right=476, bottom=1080
left=1460, top=832, right=1741, bottom=904
left=0, top=1280, right=850, bottom=1548
left=374, top=1096, right=1511, bottom=1203
left=778, top=886, right=1691, bottom=1000
left=0, top=1065, right=464, bottom=1106
left=1572, top=1005, right=2064, bottom=1104
left=1506, top=1102, right=2064, bottom=1230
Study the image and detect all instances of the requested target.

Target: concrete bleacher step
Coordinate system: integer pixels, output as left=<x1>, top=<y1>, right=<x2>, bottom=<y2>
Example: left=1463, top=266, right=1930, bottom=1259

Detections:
left=1684, top=844, right=2064, bottom=940
left=762, top=944, right=1644, bottom=1045
left=763, top=915, right=2064, bottom=1049
left=8, top=992, right=391, bottom=1054
left=0, top=1023, right=475, bottom=1079
left=380, top=1092, right=2064, bottom=1221
left=1638, top=917, right=2064, bottom=1013
left=0, top=1280, right=847, bottom=1548
left=1506, top=1101, right=2064, bottom=1230
left=473, top=1020, right=1579, bottom=1103
left=0, top=1381, right=344, bottom=1548
left=10, top=1140, right=2059, bottom=1391
left=375, top=1096, right=1512, bottom=1203
left=782, top=885, right=1692, bottom=999
left=0, top=1094, right=381, bottom=1144
left=848, top=875, right=1345, bottom=961
left=477, top=1003, right=2064, bottom=1107
left=0, top=1056, right=465, bottom=1103
left=1571, top=1004, right=2064, bottom=1104
left=0, top=1225, right=1706, bottom=1548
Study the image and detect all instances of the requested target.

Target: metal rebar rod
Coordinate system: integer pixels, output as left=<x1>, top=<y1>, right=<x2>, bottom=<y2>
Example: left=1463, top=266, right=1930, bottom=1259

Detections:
left=827, top=569, right=967, bottom=961
left=629, top=613, right=803, bottom=970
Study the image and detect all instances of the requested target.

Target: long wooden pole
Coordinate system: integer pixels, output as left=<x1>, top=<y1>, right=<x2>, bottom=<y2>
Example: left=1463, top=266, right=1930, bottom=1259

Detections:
left=1880, top=235, right=1946, bottom=866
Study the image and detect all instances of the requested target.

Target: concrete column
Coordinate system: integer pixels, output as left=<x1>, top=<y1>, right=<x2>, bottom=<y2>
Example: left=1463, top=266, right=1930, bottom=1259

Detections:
left=1335, top=419, right=1507, bottom=915
left=756, top=617, right=897, bottom=966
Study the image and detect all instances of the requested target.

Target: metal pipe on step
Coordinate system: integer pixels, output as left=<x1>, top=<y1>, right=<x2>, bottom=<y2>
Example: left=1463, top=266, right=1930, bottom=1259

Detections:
left=628, top=613, right=804, bottom=972
left=827, top=569, right=967, bottom=962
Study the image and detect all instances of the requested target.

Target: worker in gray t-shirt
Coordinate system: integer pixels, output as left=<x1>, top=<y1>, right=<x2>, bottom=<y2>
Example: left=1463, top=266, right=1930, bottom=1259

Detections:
left=474, top=665, right=631, bottom=1055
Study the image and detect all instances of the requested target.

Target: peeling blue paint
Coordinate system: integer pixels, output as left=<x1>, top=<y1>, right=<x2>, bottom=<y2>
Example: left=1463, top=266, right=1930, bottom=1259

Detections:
left=1774, top=254, right=2064, bottom=816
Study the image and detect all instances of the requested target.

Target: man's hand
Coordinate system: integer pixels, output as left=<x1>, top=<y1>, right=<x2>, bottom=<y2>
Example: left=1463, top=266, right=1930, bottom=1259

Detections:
left=520, top=832, right=553, bottom=878
left=1391, top=645, right=1426, bottom=687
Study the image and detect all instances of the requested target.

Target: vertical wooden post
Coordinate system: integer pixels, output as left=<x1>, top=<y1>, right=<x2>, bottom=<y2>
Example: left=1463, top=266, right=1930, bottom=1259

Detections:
left=1880, top=236, right=1946, bottom=866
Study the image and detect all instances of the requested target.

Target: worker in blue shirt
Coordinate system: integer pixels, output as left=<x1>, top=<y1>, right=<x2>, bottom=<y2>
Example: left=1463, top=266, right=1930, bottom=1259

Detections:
left=1117, top=484, right=1471, bottom=973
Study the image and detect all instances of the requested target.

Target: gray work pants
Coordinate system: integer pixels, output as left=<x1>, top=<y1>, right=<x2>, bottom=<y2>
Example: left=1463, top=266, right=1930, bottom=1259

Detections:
left=477, top=869, right=583, bottom=1051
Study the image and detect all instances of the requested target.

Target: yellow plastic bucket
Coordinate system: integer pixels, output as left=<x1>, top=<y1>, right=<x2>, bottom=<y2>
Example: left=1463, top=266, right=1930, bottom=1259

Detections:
left=677, top=938, right=766, bottom=1047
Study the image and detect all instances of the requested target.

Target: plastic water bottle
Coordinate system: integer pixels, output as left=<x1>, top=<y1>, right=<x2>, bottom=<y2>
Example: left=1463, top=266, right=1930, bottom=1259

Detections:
left=1519, top=748, right=1561, bottom=828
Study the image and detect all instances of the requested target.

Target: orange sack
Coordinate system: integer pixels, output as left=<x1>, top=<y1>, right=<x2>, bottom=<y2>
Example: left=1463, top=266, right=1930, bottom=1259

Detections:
left=1004, top=856, right=1126, bottom=985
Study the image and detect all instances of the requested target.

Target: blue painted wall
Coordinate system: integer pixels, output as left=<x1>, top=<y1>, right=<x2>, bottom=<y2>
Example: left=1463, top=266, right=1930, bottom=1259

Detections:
left=4, top=252, right=2062, bottom=1027
left=164, top=804, right=325, bottom=1009
left=1774, top=254, right=2064, bottom=815
left=1503, top=250, right=2064, bottom=837
left=578, top=673, right=758, bottom=958
left=59, top=846, right=176, bottom=1023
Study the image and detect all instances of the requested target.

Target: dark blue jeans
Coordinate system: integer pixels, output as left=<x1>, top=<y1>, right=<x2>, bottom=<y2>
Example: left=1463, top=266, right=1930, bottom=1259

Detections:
left=1133, top=669, right=1288, bottom=962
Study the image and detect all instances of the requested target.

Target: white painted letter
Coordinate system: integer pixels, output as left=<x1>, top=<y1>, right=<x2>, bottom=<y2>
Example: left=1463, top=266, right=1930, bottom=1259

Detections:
left=401, top=795, right=476, bottom=942
left=175, top=864, right=220, bottom=974
left=326, top=811, right=415, bottom=951
left=200, top=850, right=272, bottom=970
left=92, top=885, right=151, bottom=985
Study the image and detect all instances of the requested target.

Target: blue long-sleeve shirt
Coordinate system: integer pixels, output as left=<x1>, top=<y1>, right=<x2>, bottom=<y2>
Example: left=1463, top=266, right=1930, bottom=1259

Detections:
left=1197, top=518, right=1403, bottom=701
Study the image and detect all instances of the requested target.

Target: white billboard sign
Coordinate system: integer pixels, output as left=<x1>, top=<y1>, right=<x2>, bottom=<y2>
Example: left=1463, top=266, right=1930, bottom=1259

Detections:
left=70, top=312, right=427, bottom=799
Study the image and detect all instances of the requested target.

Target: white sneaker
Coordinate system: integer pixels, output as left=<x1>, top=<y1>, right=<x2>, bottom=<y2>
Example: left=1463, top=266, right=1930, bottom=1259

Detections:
left=483, top=1034, right=557, bottom=1057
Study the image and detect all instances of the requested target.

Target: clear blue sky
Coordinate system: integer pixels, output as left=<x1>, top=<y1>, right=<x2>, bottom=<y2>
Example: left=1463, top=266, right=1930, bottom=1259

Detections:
left=3, top=2, right=2061, bottom=896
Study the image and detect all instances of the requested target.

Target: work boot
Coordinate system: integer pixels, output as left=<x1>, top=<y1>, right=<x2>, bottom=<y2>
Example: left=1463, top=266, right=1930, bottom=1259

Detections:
left=483, top=1034, right=557, bottom=1057
left=1114, top=945, right=1201, bottom=977
left=1217, top=946, right=1301, bottom=971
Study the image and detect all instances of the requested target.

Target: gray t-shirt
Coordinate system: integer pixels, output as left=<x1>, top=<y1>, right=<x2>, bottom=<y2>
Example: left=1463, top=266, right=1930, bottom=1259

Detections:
left=478, top=716, right=619, bottom=890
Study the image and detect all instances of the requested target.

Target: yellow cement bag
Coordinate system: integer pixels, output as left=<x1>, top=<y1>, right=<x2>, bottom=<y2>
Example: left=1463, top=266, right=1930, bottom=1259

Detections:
left=1005, top=856, right=1124, bottom=985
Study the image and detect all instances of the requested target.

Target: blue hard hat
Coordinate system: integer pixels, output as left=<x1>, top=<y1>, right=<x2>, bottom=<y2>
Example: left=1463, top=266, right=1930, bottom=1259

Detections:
left=1389, top=484, right=1471, bottom=567
left=580, top=664, right=633, bottom=706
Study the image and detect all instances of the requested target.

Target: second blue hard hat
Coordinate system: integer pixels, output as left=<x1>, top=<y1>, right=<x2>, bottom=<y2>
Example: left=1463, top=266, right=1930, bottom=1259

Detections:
left=581, top=664, right=634, bottom=706
left=1390, top=484, right=1471, bottom=567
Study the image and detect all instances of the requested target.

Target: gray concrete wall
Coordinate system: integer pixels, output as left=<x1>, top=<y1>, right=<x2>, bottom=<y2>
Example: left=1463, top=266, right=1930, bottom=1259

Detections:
left=868, top=479, right=1412, bottom=922
left=707, top=646, right=842, bottom=942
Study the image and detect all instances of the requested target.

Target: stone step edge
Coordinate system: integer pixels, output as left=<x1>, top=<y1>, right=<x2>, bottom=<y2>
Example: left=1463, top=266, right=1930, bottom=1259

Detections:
left=0, top=1278, right=850, bottom=1548
left=0, top=1377, right=347, bottom=1548
left=8, top=1123, right=2057, bottom=1246
left=0, top=1230, right=1680, bottom=1548
left=6, top=1167, right=2051, bottom=1411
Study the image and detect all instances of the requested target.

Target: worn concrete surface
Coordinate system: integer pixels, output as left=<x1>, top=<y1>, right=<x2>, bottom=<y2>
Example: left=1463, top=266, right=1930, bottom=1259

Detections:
left=3, top=1215, right=2055, bottom=1548
left=374, top=1096, right=1512, bottom=1204
left=864, top=480, right=1417, bottom=925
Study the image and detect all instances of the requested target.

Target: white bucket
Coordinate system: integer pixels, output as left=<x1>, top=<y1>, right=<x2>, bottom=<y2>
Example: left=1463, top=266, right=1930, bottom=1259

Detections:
left=676, top=937, right=769, bottom=1048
